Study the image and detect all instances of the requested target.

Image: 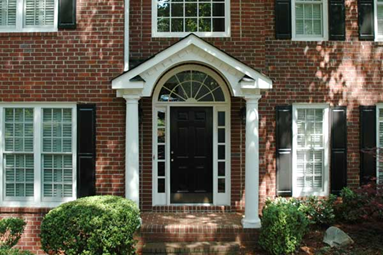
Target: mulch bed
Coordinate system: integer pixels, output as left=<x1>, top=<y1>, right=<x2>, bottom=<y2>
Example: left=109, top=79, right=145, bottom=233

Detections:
left=298, top=221, right=383, bottom=255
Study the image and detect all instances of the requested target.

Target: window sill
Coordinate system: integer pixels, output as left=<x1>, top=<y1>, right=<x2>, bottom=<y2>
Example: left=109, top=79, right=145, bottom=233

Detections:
left=292, top=37, right=328, bottom=42
left=0, top=28, right=58, bottom=37
left=152, top=31, right=231, bottom=38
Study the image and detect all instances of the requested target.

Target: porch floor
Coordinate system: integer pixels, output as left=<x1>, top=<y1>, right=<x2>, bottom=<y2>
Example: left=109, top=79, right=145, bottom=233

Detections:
left=137, top=212, right=261, bottom=254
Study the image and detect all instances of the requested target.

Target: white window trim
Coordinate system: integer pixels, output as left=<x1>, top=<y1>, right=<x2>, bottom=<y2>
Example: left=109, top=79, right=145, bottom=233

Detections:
left=0, top=103, right=76, bottom=208
left=0, top=0, right=58, bottom=33
left=151, top=65, right=231, bottom=206
left=374, top=0, right=383, bottom=41
left=291, top=0, right=328, bottom=41
left=376, top=104, right=383, bottom=184
left=292, top=103, right=330, bottom=197
left=151, top=0, right=231, bottom=38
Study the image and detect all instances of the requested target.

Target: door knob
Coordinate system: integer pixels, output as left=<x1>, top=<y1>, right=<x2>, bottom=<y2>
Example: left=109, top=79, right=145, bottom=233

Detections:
left=171, top=151, right=174, bottom=154
left=171, top=159, right=174, bottom=162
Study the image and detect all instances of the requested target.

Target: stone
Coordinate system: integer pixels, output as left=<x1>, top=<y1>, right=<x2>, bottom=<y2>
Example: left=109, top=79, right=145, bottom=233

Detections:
left=323, top=226, right=354, bottom=247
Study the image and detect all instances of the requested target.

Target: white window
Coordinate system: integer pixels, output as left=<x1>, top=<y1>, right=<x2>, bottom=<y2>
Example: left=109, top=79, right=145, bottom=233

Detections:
left=375, top=0, right=383, bottom=40
left=0, top=0, right=57, bottom=32
left=0, top=104, right=76, bottom=207
left=292, top=105, right=329, bottom=196
left=152, top=0, right=230, bottom=37
left=292, top=0, right=328, bottom=41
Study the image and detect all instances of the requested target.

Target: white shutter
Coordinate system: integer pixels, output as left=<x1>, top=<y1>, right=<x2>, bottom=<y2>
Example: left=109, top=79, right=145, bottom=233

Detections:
left=0, top=0, right=16, bottom=27
left=25, top=0, right=55, bottom=27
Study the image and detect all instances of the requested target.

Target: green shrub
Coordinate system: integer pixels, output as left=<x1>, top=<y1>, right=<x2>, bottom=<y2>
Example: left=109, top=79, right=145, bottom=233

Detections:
left=40, top=195, right=141, bottom=255
left=297, top=195, right=336, bottom=226
left=0, top=218, right=26, bottom=248
left=259, top=198, right=309, bottom=255
left=0, top=247, right=33, bottom=255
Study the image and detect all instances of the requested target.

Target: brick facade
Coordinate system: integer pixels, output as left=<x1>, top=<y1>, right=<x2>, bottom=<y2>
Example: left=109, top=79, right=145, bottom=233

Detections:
left=1, top=0, right=383, bottom=252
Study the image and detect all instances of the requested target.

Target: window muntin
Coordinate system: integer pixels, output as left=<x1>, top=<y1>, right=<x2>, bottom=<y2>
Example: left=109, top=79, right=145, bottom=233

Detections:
left=0, top=0, right=56, bottom=32
left=158, top=70, right=225, bottom=102
left=0, top=105, right=76, bottom=207
left=292, top=0, right=327, bottom=40
left=153, top=0, right=229, bottom=37
left=293, top=105, right=329, bottom=196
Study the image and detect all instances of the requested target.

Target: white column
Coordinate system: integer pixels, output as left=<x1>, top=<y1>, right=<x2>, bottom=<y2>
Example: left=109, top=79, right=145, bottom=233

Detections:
left=242, top=95, right=262, bottom=229
left=124, top=96, right=140, bottom=205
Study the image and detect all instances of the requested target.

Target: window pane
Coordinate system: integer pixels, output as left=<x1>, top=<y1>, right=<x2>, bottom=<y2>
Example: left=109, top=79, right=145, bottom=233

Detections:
left=158, top=1, right=170, bottom=16
left=171, top=18, right=183, bottom=32
left=158, top=128, right=166, bottom=143
left=213, top=18, right=225, bottom=32
left=43, top=109, right=72, bottom=153
left=218, top=145, right=225, bottom=160
left=4, top=154, right=34, bottom=197
left=218, top=112, right=225, bottom=126
left=199, top=3, right=211, bottom=16
left=218, top=162, right=225, bottom=177
left=185, top=18, right=197, bottom=32
left=158, top=162, right=165, bottom=176
left=378, top=5, right=383, bottom=36
left=218, top=128, right=225, bottom=143
left=0, top=0, right=17, bottom=27
left=25, top=0, right=55, bottom=27
left=171, top=3, right=183, bottom=16
left=218, top=179, right=225, bottom=193
left=213, top=3, right=224, bottom=16
left=43, top=155, right=73, bottom=198
left=185, top=3, right=197, bottom=16
left=158, top=145, right=165, bottom=159
left=4, top=108, right=34, bottom=152
left=158, top=179, right=165, bottom=193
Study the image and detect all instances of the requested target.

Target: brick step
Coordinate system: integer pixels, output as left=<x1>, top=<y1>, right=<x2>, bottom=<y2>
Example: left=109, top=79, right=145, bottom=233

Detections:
left=139, top=241, right=241, bottom=254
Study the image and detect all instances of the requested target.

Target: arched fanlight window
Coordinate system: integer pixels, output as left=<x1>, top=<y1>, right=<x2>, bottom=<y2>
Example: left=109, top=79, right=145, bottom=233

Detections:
left=158, top=70, right=225, bottom=102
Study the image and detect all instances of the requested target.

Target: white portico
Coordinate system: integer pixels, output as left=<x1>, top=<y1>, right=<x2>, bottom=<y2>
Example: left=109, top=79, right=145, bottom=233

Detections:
left=111, top=34, right=272, bottom=228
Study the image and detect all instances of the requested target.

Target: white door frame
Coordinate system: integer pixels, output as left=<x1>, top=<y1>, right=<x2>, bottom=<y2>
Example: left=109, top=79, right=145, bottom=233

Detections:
left=152, top=64, right=231, bottom=206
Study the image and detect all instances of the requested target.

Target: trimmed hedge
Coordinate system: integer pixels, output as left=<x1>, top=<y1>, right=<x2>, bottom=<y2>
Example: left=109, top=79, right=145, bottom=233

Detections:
left=0, top=218, right=26, bottom=248
left=40, top=195, right=141, bottom=255
left=0, top=247, right=33, bottom=255
left=259, top=198, right=309, bottom=255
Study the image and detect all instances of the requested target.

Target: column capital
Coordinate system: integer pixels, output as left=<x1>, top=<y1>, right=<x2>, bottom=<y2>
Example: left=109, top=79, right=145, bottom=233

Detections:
left=244, top=94, right=262, bottom=102
left=123, top=95, right=141, bottom=103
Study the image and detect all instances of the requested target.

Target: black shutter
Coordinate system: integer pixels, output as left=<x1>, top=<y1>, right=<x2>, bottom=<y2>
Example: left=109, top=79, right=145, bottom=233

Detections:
left=360, top=106, right=376, bottom=185
left=329, top=0, right=346, bottom=40
left=331, top=106, right=347, bottom=195
left=275, top=0, right=292, bottom=39
left=58, top=0, right=76, bottom=29
left=77, top=104, right=96, bottom=197
left=358, top=0, right=374, bottom=40
left=276, top=106, right=293, bottom=196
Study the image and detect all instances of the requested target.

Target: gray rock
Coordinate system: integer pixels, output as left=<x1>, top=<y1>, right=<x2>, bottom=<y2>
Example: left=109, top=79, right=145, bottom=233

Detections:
left=323, top=226, right=354, bottom=247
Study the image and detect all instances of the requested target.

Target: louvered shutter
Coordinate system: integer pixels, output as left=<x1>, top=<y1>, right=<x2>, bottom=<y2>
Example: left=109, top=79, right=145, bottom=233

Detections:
left=77, top=105, right=96, bottom=197
left=331, top=106, right=347, bottom=194
left=25, top=0, right=55, bottom=27
left=360, top=106, right=376, bottom=185
left=0, top=0, right=17, bottom=27
left=329, top=0, right=346, bottom=40
left=359, top=0, right=375, bottom=40
left=58, top=0, right=76, bottom=29
left=275, top=0, right=292, bottom=39
left=276, top=106, right=293, bottom=196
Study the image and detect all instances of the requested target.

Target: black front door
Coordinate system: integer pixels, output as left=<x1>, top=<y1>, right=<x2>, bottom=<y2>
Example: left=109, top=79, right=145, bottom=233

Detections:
left=170, top=107, right=213, bottom=203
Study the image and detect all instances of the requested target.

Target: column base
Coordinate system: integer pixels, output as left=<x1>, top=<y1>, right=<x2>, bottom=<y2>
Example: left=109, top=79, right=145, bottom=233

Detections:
left=242, top=218, right=262, bottom=229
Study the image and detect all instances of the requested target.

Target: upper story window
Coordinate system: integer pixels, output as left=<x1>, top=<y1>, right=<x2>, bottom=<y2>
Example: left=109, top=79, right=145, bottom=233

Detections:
left=292, top=0, right=328, bottom=40
left=0, top=0, right=57, bottom=32
left=152, top=0, right=230, bottom=37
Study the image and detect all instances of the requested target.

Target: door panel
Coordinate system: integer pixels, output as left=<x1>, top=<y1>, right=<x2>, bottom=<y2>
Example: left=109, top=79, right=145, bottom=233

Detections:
left=170, top=107, right=213, bottom=203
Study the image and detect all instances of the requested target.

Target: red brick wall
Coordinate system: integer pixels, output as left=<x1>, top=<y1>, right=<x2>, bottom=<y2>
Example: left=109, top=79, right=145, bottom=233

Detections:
left=0, top=0, right=126, bottom=252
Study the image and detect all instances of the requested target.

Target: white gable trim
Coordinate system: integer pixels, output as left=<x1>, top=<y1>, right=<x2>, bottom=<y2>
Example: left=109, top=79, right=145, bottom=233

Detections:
left=112, top=34, right=272, bottom=98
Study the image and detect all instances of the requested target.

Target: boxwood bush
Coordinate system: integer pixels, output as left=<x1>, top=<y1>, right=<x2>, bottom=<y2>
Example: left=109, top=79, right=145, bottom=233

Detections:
left=40, top=195, right=141, bottom=255
left=259, top=198, right=309, bottom=255
left=0, top=217, right=26, bottom=248
left=0, top=247, right=33, bottom=255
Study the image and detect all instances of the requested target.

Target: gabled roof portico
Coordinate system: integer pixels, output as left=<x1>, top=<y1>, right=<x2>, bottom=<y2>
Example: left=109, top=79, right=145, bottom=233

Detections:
left=111, top=34, right=272, bottom=228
